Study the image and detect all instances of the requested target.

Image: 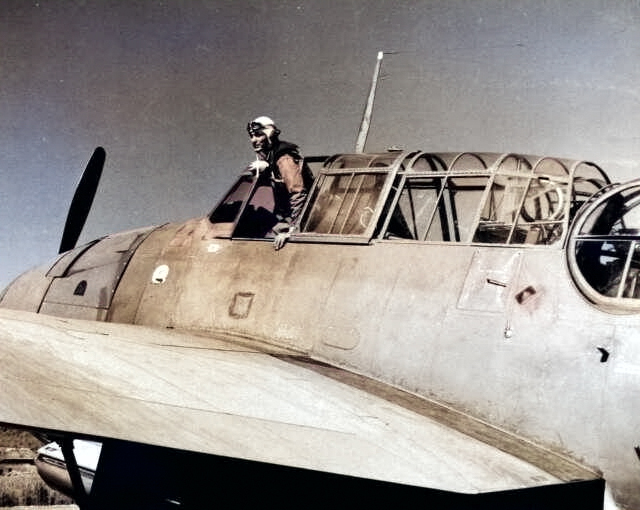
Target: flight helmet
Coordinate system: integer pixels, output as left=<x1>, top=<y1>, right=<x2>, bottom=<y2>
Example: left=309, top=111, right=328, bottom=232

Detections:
left=247, top=116, right=280, bottom=152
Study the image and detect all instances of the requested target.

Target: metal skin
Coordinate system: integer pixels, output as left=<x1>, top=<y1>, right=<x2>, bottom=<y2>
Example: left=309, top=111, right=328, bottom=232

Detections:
left=1, top=149, right=640, bottom=508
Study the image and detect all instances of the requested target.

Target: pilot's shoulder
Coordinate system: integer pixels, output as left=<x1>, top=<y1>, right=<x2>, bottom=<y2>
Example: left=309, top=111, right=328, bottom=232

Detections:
left=275, top=140, right=301, bottom=160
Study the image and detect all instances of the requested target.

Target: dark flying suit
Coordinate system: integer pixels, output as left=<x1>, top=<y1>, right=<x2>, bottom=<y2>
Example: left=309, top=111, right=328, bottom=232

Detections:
left=258, top=140, right=314, bottom=225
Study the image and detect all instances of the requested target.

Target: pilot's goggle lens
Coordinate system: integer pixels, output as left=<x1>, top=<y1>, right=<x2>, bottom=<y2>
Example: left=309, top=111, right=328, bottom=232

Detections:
left=247, top=122, right=265, bottom=135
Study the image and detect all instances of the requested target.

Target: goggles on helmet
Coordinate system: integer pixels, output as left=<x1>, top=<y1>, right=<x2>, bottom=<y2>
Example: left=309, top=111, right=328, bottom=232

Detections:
left=247, top=121, right=267, bottom=136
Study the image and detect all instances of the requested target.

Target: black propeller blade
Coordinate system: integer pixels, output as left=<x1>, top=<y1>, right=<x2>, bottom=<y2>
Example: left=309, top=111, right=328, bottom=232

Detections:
left=58, top=146, right=106, bottom=254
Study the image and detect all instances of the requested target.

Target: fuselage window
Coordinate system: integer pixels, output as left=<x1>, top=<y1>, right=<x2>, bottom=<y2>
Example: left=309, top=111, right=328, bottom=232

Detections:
left=568, top=182, right=640, bottom=312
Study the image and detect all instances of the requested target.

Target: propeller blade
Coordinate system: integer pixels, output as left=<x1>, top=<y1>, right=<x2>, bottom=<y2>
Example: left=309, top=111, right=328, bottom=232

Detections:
left=58, top=147, right=106, bottom=254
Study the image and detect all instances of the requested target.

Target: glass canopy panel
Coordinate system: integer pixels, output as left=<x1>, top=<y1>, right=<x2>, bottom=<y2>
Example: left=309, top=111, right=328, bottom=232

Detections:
left=325, top=152, right=399, bottom=170
left=577, top=186, right=640, bottom=236
left=495, top=154, right=532, bottom=175
left=513, top=176, right=567, bottom=245
left=571, top=163, right=611, bottom=219
left=474, top=174, right=529, bottom=244
left=520, top=177, right=566, bottom=223
left=209, top=175, right=254, bottom=224
left=300, top=172, right=387, bottom=236
left=385, top=177, right=443, bottom=240
left=406, top=153, right=449, bottom=173
left=448, top=152, right=489, bottom=173
left=532, top=157, right=569, bottom=178
left=426, top=176, right=489, bottom=242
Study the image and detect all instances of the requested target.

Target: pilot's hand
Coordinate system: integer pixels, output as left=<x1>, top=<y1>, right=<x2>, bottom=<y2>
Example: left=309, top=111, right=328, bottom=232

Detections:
left=248, top=160, right=269, bottom=177
left=273, top=223, right=295, bottom=251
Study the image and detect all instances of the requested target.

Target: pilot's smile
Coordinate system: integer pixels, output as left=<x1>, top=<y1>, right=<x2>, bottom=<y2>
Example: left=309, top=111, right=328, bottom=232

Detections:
left=250, top=132, right=268, bottom=152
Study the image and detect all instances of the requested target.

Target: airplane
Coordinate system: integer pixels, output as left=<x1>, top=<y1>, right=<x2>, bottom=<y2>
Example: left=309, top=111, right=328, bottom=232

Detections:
left=1, top=52, right=639, bottom=508
left=1, top=141, right=639, bottom=509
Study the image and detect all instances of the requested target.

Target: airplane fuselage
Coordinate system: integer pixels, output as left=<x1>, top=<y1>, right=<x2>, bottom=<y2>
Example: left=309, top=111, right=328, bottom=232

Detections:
left=2, top=150, right=639, bottom=508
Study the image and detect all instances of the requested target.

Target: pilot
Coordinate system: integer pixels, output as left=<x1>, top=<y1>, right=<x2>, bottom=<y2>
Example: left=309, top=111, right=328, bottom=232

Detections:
left=246, top=116, right=314, bottom=249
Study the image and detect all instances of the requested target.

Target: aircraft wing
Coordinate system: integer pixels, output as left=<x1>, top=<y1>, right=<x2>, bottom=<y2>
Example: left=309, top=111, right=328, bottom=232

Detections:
left=0, top=308, right=597, bottom=496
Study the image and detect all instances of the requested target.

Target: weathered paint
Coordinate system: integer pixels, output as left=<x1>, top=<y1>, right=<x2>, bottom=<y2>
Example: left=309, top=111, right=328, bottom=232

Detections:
left=104, top=222, right=636, bottom=507
left=1, top=150, right=638, bottom=508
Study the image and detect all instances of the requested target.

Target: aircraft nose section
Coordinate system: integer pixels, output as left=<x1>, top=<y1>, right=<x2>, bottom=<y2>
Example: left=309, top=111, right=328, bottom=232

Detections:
left=0, top=283, right=8, bottom=305
left=0, top=265, right=52, bottom=313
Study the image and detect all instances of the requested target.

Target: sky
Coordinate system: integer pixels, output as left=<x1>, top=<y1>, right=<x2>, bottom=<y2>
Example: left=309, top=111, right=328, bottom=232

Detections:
left=2, top=0, right=640, bottom=288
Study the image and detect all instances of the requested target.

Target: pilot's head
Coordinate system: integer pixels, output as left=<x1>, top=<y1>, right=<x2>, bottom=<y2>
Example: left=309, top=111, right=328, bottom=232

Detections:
left=247, top=116, right=280, bottom=153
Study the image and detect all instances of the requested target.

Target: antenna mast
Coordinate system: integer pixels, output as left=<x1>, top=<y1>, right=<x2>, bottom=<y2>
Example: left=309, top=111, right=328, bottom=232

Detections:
left=355, top=51, right=383, bottom=153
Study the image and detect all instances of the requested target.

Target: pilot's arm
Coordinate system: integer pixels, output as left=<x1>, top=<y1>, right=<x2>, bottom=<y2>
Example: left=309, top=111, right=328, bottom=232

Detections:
left=276, top=153, right=308, bottom=223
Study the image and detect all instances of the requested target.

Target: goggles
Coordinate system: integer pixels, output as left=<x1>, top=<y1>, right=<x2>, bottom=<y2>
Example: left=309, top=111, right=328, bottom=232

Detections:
left=247, top=121, right=267, bottom=136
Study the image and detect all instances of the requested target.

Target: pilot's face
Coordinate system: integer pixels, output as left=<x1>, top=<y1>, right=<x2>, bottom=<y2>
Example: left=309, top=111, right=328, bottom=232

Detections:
left=250, top=132, right=268, bottom=152
left=249, top=127, right=275, bottom=153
